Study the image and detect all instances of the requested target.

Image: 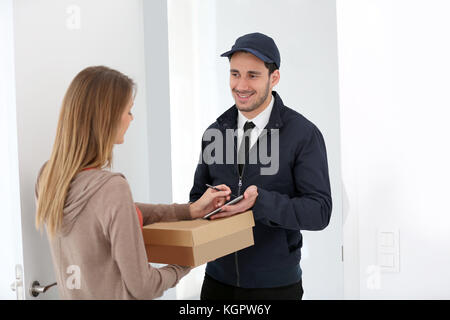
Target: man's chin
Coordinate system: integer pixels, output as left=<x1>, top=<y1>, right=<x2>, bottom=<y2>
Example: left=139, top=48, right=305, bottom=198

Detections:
left=235, top=102, right=258, bottom=113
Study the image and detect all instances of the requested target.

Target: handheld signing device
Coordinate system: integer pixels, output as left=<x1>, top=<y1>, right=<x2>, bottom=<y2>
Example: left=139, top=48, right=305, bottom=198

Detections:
left=202, top=195, right=244, bottom=220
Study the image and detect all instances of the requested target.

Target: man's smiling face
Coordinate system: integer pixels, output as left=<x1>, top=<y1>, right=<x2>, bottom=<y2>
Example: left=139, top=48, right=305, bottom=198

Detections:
left=229, top=51, right=280, bottom=118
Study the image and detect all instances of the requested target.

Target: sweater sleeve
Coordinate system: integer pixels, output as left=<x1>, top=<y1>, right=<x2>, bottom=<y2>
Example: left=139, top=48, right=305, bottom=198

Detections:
left=135, top=202, right=191, bottom=226
left=103, top=176, right=191, bottom=300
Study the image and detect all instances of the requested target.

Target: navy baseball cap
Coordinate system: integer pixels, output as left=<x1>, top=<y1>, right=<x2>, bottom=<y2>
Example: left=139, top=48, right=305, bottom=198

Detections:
left=220, top=32, right=281, bottom=69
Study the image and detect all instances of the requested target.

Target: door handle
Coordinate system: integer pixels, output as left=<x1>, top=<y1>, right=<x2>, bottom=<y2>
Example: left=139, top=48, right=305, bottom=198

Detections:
left=29, top=281, right=57, bottom=297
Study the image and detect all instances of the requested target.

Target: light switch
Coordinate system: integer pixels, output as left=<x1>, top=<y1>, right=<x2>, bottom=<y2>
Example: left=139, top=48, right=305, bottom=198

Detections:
left=380, top=232, right=395, bottom=247
left=377, top=229, right=400, bottom=272
left=379, top=253, right=395, bottom=268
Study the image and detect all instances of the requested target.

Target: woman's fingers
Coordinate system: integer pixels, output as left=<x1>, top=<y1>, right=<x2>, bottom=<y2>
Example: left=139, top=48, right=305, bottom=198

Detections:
left=215, top=199, right=225, bottom=208
left=214, top=184, right=231, bottom=193
left=209, top=185, right=231, bottom=208
left=210, top=189, right=230, bottom=199
left=209, top=185, right=258, bottom=220
left=209, top=184, right=230, bottom=196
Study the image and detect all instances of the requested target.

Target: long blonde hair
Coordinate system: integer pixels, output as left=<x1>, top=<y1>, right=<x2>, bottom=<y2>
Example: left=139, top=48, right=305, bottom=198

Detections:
left=36, top=66, right=135, bottom=238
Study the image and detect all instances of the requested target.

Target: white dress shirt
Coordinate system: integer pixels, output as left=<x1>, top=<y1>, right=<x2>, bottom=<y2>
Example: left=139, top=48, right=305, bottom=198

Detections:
left=237, top=95, right=274, bottom=151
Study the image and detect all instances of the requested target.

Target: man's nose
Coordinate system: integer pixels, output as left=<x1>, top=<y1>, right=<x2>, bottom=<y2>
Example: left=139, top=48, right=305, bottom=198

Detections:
left=235, top=78, right=251, bottom=92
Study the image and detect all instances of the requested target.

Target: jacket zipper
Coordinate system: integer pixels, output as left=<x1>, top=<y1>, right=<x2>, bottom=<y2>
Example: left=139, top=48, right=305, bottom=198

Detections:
left=235, top=161, right=245, bottom=287
left=234, top=128, right=251, bottom=287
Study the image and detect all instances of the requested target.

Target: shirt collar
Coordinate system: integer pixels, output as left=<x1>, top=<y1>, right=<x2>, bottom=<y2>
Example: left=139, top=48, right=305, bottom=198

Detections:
left=237, top=95, right=274, bottom=130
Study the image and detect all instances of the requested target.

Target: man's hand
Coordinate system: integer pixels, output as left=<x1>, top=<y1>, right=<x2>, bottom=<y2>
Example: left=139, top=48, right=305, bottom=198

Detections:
left=189, top=184, right=231, bottom=219
left=209, top=185, right=258, bottom=220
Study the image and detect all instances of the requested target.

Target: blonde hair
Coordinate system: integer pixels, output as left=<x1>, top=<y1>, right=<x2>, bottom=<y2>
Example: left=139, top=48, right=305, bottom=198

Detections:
left=36, top=66, right=135, bottom=238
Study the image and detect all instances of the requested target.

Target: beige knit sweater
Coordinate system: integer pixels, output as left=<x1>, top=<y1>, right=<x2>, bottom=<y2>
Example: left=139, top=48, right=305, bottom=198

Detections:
left=35, top=168, right=192, bottom=300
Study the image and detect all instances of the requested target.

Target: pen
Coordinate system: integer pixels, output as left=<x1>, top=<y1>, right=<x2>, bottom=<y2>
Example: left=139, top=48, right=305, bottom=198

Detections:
left=205, top=184, right=238, bottom=198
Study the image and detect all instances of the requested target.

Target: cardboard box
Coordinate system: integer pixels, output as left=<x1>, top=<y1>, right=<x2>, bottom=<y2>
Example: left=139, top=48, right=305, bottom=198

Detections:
left=143, top=211, right=255, bottom=267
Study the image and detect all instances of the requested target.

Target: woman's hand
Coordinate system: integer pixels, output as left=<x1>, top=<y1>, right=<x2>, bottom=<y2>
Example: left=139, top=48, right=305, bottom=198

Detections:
left=189, top=184, right=231, bottom=219
left=209, top=185, right=258, bottom=220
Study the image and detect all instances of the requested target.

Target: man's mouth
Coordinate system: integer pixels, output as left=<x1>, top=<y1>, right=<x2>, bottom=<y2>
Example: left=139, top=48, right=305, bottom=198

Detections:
left=235, top=91, right=254, bottom=102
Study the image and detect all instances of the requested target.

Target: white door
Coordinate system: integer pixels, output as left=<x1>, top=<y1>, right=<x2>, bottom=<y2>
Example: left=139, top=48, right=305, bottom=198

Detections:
left=0, top=0, right=57, bottom=300
left=1, top=0, right=153, bottom=300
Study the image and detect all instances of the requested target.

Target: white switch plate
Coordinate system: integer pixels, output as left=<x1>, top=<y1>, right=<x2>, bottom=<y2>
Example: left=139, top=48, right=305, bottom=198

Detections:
left=377, top=229, right=400, bottom=272
left=379, top=253, right=395, bottom=268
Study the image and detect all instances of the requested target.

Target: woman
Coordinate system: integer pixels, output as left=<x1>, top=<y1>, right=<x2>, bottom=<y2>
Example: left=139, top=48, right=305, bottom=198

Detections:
left=35, top=66, right=233, bottom=299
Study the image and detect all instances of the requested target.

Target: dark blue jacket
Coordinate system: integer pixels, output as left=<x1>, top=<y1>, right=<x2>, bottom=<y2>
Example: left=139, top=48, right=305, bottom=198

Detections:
left=190, top=91, right=332, bottom=288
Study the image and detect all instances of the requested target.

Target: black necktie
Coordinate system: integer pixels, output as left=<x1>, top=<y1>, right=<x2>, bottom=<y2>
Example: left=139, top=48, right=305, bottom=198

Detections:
left=238, top=121, right=256, bottom=176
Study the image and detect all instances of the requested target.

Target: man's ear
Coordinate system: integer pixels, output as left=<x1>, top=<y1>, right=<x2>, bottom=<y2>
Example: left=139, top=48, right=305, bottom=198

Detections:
left=270, top=69, right=280, bottom=87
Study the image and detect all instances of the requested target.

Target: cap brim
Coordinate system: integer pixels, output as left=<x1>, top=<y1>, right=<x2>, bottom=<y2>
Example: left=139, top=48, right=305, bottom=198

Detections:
left=220, top=48, right=275, bottom=64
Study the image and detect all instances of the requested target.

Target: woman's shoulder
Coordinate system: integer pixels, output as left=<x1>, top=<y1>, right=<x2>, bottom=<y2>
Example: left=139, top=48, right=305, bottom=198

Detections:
left=97, top=171, right=129, bottom=189
left=66, top=169, right=131, bottom=205
left=78, top=169, right=129, bottom=191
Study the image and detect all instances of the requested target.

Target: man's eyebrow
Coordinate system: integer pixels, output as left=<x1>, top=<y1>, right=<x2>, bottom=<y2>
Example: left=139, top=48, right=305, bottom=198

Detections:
left=230, top=69, right=262, bottom=75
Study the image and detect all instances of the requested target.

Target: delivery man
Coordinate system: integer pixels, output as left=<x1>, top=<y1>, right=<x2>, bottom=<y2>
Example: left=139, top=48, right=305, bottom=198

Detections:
left=190, top=32, right=332, bottom=300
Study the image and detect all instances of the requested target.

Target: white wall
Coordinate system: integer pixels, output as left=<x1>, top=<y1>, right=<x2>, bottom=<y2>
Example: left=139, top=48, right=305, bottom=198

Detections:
left=143, top=0, right=174, bottom=205
left=169, top=0, right=343, bottom=299
left=338, top=0, right=450, bottom=299
left=13, top=0, right=149, bottom=299
left=168, top=0, right=221, bottom=205
left=168, top=0, right=222, bottom=299
left=142, top=0, right=179, bottom=300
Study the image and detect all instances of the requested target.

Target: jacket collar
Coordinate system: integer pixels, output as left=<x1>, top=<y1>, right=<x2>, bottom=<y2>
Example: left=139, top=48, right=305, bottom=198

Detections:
left=217, top=91, right=285, bottom=130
